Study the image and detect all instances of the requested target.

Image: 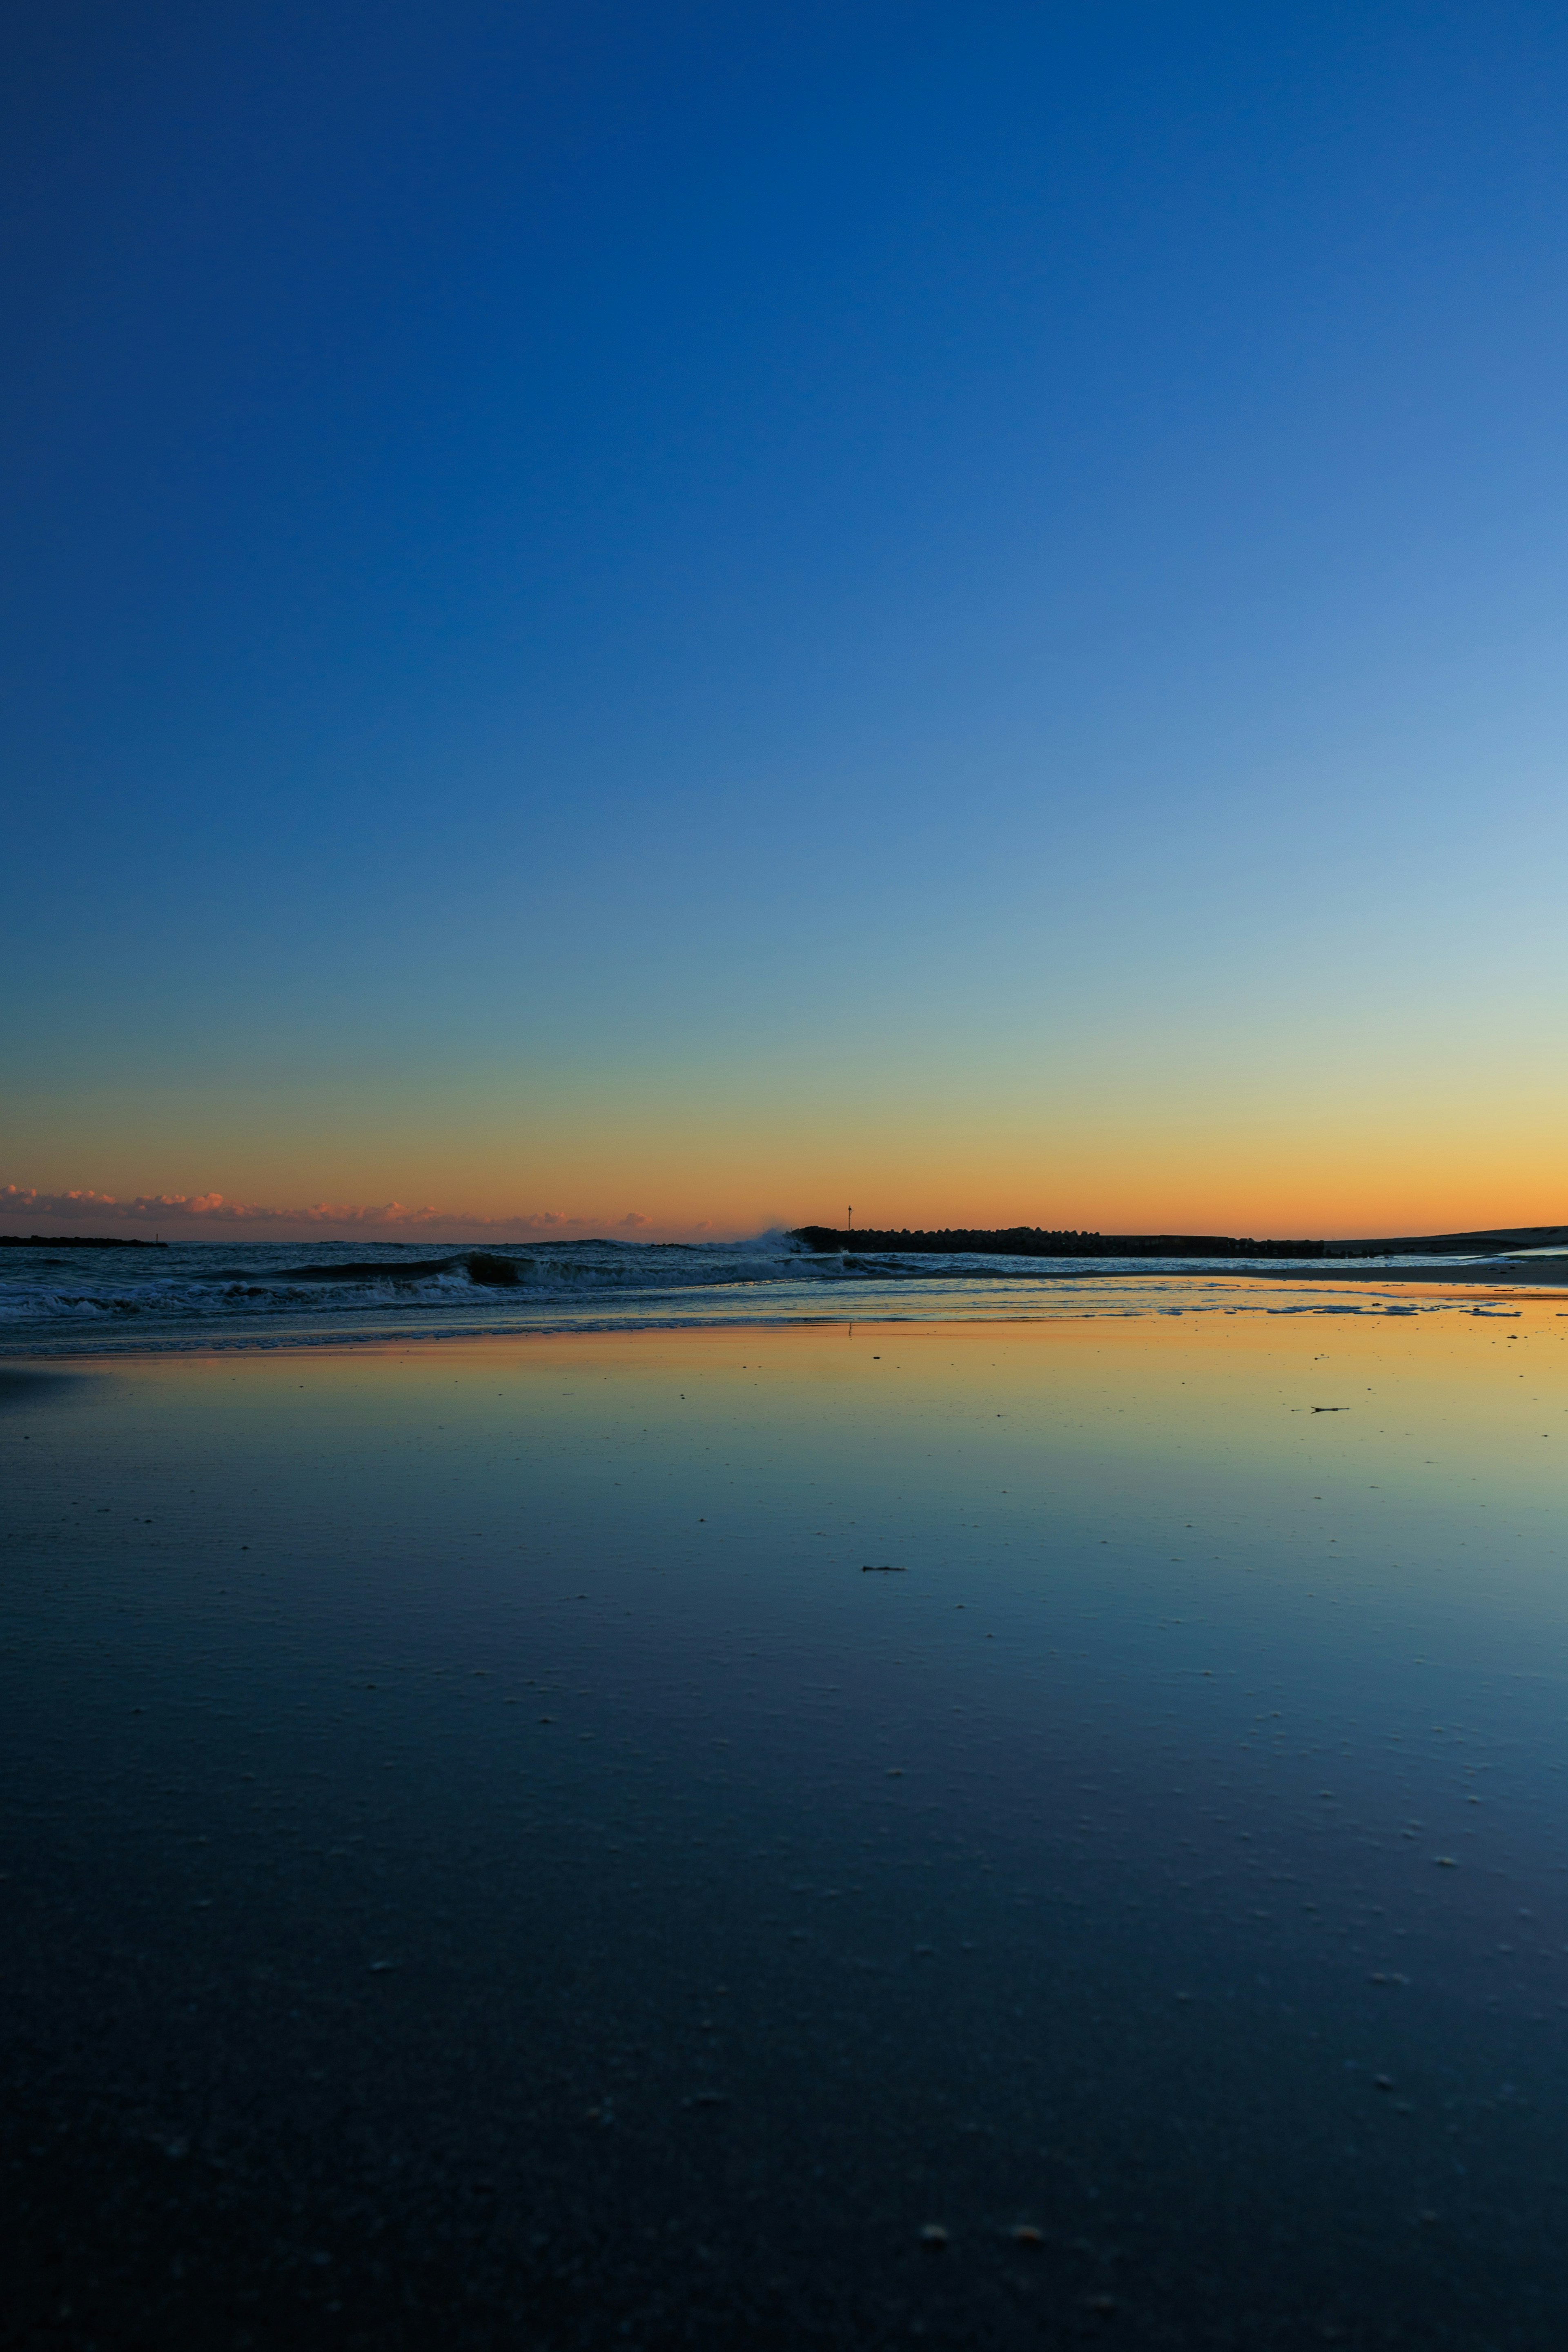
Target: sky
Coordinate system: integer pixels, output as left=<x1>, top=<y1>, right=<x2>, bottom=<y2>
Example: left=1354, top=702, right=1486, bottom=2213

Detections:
left=4, top=0, right=1567, bottom=1243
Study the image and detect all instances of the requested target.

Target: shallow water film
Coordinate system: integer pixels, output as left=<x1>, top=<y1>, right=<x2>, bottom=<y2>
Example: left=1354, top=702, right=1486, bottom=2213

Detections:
left=4, top=1309, right=1568, bottom=2349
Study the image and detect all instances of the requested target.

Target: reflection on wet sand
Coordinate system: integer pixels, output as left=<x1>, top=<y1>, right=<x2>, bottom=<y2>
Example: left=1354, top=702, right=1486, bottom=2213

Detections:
left=3, top=1307, right=1567, bottom=2347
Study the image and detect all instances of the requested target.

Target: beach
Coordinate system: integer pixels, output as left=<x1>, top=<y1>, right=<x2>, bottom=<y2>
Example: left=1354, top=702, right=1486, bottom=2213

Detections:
left=5, top=1307, right=1568, bottom=2347
left=15, top=3, right=1568, bottom=2339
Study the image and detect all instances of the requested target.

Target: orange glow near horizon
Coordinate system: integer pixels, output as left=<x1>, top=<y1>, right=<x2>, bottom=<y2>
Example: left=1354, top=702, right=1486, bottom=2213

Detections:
left=10, top=1040, right=1568, bottom=1242
left=6, top=1141, right=1566, bottom=1246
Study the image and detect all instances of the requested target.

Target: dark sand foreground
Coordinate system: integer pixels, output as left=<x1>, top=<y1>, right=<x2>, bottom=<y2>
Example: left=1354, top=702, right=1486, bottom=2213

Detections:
left=4, top=1312, right=1568, bottom=2348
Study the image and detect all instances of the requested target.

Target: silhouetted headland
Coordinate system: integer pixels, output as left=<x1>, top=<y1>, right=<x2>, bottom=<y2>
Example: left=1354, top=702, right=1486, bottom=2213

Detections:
left=792, top=1221, right=1568, bottom=1261
left=0, top=1233, right=168, bottom=1249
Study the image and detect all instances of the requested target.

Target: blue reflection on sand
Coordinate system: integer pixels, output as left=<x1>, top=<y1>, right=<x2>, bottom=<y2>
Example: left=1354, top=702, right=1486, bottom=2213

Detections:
left=2, top=1309, right=1566, bottom=2342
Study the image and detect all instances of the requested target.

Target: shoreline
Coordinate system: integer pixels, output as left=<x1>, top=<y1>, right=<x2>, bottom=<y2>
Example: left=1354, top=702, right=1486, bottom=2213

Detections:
left=5, top=1272, right=1566, bottom=1371
left=1186, top=1259, right=1568, bottom=1287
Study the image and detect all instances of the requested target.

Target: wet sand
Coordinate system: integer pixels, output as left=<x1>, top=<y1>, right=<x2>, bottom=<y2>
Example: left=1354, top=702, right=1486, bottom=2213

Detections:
left=4, top=1311, right=1568, bottom=2348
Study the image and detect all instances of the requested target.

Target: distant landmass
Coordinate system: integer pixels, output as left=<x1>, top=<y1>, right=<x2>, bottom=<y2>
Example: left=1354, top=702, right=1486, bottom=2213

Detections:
left=791, top=1223, right=1568, bottom=1258
left=0, top=1234, right=169, bottom=1249
left=4, top=1223, right=1566, bottom=1261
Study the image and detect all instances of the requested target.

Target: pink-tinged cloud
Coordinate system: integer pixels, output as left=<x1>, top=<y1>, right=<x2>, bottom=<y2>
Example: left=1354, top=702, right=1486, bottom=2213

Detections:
left=1, top=1185, right=696, bottom=1243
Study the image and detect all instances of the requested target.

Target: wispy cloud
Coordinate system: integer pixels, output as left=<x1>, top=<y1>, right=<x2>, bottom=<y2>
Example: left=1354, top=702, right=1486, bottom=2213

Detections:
left=0, top=1185, right=663, bottom=1240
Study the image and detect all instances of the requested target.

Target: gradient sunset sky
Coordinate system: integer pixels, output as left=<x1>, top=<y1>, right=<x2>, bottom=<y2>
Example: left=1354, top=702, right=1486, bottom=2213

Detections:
left=5, top=2, right=1567, bottom=1242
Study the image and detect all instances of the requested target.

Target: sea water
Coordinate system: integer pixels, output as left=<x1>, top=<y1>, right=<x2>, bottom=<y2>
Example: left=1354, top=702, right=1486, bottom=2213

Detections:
left=3, top=1310, right=1566, bottom=2345
left=0, top=1232, right=1548, bottom=1354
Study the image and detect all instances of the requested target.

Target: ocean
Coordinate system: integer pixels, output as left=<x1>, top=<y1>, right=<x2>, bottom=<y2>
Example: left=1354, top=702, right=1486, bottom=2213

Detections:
left=0, top=1232, right=1541, bottom=1355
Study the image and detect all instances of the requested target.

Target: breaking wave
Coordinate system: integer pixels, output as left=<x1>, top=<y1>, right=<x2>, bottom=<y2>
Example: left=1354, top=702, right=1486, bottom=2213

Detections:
left=0, top=1234, right=1548, bottom=1356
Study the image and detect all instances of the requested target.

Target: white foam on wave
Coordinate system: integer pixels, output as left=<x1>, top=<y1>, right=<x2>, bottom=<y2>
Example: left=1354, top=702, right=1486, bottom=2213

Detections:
left=0, top=1238, right=821, bottom=1328
left=0, top=1234, right=1543, bottom=1355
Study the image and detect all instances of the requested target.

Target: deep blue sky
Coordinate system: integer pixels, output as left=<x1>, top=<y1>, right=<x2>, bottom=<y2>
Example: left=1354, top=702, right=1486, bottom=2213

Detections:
left=5, top=2, right=1567, bottom=1235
